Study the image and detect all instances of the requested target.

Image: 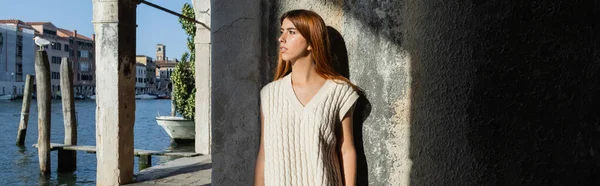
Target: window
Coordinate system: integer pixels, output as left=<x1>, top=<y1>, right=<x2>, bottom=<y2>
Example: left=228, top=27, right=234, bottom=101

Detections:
left=43, top=29, right=57, bottom=36
left=51, top=43, right=62, bottom=51
left=51, top=56, right=65, bottom=64
left=51, top=72, right=60, bottom=80
left=79, top=50, right=89, bottom=58
left=80, top=74, right=93, bottom=81
left=17, top=45, right=22, bottom=57
left=80, top=62, right=90, bottom=72
left=64, top=44, right=69, bottom=52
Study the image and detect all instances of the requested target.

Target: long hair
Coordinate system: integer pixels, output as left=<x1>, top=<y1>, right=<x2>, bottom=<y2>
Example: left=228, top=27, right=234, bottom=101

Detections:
left=274, top=9, right=357, bottom=90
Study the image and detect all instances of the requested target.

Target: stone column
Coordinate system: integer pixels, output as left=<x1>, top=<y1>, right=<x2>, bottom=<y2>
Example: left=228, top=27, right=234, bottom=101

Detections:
left=193, top=0, right=211, bottom=155
left=92, top=0, right=137, bottom=184
left=211, top=0, right=263, bottom=184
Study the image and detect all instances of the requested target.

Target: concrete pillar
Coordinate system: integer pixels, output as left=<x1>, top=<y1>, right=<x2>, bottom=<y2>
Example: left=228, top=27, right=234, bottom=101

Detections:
left=211, top=0, right=263, bottom=184
left=192, top=0, right=211, bottom=155
left=92, top=0, right=137, bottom=185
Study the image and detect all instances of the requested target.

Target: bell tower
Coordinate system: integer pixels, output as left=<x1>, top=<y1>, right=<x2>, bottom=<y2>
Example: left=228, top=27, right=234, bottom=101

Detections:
left=156, top=44, right=166, bottom=61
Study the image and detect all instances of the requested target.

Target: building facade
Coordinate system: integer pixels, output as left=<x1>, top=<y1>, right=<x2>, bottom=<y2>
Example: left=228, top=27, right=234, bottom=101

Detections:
left=154, top=44, right=178, bottom=94
left=0, top=20, right=35, bottom=96
left=135, top=63, right=147, bottom=94
left=7, top=21, right=98, bottom=98
left=57, top=29, right=96, bottom=96
left=155, top=61, right=176, bottom=94
left=27, top=22, right=70, bottom=98
left=135, top=55, right=156, bottom=93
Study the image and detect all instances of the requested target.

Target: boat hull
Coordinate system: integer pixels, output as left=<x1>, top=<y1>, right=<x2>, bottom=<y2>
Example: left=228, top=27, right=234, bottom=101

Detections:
left=136, top=94, right=158, bottom=100
left=0, top=94, right=15, bottom=100
left=156, top=116, right=195, bottom=142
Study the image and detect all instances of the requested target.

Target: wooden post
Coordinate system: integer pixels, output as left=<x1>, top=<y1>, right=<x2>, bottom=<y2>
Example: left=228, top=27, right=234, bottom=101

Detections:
left=59, top=57, right=77, bottom=172
left=16, top=74, right=34, bottom=146
left=35, top=50, right=51, bottom=175
left=138, top=155, right=152, bottom=171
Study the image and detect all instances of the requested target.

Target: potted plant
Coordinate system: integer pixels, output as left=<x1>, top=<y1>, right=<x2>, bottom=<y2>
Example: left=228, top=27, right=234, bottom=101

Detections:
left=155, top=3, right=196, bottom=143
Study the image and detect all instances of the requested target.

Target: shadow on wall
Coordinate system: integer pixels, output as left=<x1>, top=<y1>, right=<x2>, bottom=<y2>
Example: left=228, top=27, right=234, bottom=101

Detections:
left=328, top=26, right=372, bottom=186
left=407, top=1, right=600, bottom=185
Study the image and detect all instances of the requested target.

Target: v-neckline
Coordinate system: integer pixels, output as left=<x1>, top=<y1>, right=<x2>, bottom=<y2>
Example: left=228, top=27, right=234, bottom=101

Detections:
left=284, top=74, right=333, bottom=112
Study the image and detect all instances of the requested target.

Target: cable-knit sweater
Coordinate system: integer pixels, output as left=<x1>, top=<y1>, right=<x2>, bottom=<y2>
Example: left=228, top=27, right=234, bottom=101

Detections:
left=260, top=73, right=359, bottom=186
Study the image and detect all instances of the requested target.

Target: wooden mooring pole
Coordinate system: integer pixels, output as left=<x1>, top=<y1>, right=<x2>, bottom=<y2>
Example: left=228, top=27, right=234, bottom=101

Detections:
left=35, top=50, right=51, bottom=175
left=138, top=155, right=152, bottom=171
left=16, top=74, right=34, bottom=146
left=58, top=57, right=77, bottom=172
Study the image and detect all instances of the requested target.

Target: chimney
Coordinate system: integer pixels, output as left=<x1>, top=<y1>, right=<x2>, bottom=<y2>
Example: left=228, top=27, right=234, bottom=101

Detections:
left=73, top=30, right=77, bottom=37
left=92, top=34, right=95, bottom=41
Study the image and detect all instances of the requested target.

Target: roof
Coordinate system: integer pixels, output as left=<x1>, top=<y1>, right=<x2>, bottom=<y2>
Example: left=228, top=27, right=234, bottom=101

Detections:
left=56, top=28, right=93, bottom=41
left=0, top=19, right=34, bottom=30
left=156, top=61, right=178, bottom=68
left=25, top=22, right=49, bottom=25
left=0, top=19, right=24, bottom=25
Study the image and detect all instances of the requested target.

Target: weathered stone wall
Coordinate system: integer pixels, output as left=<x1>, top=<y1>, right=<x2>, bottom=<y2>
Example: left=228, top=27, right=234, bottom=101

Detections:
left=210, top=0, right=599, bottom=185
left=210, top=0, right=263, bottom=184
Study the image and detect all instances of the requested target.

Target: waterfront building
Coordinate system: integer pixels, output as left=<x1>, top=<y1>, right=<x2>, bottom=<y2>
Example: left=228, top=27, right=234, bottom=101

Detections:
left=0, top=20, right=35, bottom=96
left=154, top=44, right=178, bottom=94
left=135, top=62, right=147, bottom=94
left=56, top=29, right=96, bottom=96
left=135, top=55, right=156, bottom=93
left=26, top=22, right=69, bottom=98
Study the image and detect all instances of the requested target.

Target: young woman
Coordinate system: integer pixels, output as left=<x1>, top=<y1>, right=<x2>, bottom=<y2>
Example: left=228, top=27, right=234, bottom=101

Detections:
left=254, top=9, right=359, bottom=186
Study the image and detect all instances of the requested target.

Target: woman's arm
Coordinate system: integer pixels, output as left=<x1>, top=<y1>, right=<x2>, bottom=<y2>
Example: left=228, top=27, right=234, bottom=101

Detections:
left=254, top=110, right=265, bottom=186
left=339, top=104, right=357, bottom=186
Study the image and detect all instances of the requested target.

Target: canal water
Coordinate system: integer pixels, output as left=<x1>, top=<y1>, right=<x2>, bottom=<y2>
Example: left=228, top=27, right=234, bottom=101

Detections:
left=0, top=99, right=192, bottom=185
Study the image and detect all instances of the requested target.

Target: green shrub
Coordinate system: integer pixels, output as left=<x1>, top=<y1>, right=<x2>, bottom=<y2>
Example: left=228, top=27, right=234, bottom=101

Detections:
left=171, top=52, right=195, bottom=120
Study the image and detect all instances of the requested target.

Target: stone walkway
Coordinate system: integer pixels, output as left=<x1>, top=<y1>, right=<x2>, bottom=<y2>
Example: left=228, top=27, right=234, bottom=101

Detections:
left=126, top=155, right=212, bottom=186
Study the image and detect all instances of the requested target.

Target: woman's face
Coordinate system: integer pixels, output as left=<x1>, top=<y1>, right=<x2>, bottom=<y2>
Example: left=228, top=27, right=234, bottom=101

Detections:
left=279, top=18, right=311, bottom=62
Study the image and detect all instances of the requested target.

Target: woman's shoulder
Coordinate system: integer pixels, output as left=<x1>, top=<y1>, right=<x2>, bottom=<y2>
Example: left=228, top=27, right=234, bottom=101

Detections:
left=260, top=77, right=286, bottom=94
left=329, top=78, right=355, bottom=91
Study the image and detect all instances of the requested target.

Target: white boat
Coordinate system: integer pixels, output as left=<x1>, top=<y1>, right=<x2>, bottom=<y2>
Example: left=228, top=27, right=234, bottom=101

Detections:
left=136, top=94, right=158, bottom=100
left=0, top=94, right=15, bottom=100
left=156, top=116, right=195, bottom=142
left=89, top=95, right=96, bottom=100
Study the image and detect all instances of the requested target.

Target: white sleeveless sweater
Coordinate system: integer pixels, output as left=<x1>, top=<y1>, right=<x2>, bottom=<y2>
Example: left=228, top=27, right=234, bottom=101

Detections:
left=260, top=74, right=359, bottom=186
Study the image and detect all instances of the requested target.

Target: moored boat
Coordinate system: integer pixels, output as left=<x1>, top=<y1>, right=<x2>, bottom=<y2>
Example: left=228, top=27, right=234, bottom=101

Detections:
left=0, top=94, right=15, bottom=100
left=136, top=94, right=158, bottom=100
left=155, top=116, right=195, bottom=143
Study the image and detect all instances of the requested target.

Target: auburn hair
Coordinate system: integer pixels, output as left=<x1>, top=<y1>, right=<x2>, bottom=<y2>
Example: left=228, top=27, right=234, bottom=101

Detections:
left=273, top=9, right=357, bottom=91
